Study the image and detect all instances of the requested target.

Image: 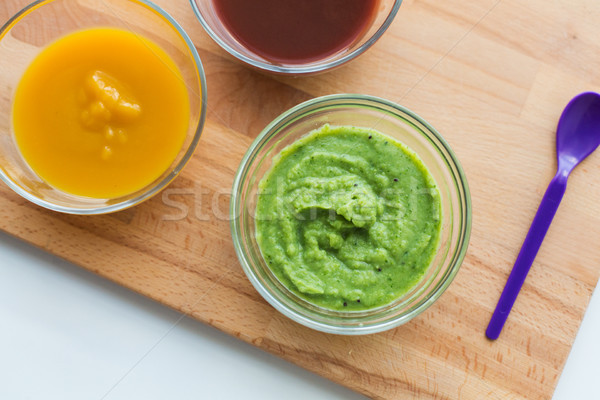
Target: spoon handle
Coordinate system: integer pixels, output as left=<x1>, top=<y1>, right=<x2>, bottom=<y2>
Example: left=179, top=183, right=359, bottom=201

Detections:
left=486, top=171, right=568, bottom=340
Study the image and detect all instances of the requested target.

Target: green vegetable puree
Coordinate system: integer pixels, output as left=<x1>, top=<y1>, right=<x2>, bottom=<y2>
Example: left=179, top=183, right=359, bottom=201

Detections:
left=255, top=125, right=441, bottom=311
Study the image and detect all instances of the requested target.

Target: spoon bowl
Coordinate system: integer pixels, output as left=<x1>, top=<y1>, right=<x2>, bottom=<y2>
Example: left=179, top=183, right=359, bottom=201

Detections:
left=557, top=92, right=600, bottom=173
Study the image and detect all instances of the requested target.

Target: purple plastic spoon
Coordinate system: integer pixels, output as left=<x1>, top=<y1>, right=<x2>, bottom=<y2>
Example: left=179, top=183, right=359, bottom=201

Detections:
left=486, top=92, right=600, bottom=340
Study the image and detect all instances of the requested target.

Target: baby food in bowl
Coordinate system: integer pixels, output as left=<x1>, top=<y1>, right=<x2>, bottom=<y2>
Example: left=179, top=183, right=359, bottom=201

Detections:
left=191, top=0, right=403, bottom=75
left=255, top=125, right=441, bottom=311
left=0, top=0, right=206, bottom=214
left=13, top=27, right=189, bottom=199
left=231, top=94, right=471, bottom=334
left=211, top=0, right=379, bottom=65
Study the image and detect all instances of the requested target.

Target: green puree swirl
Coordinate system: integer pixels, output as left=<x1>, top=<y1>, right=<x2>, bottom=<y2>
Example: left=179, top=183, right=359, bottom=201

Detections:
left=255, top=125, right=441, bottom=311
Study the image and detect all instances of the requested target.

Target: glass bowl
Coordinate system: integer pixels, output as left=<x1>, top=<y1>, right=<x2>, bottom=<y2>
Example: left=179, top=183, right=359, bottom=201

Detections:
left=190, top=0, right=402, bottom=75
left=231, top=94, right=471, bottom=334
left=0, top=0, right=206, bottom=214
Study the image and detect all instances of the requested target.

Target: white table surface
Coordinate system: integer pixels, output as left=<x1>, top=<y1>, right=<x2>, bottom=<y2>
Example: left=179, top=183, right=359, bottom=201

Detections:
left=0, top=229, right=598, bottom=400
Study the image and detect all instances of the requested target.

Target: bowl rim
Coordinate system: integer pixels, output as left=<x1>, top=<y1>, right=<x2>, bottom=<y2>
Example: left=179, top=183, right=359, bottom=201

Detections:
left=0, top=0, right=207, bottom=215
left=189, top=0, right=403, bottom=75
left=230, top=93, right=472, bottom=334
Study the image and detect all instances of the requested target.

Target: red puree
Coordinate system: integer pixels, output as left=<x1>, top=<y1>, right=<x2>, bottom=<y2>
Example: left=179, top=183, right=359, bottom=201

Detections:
left=212, top=0, right=379, bottom=64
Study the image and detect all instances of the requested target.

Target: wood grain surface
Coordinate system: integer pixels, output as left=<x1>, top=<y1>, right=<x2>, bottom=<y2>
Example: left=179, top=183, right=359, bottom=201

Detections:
left=1, top=0, right=600, bottom=399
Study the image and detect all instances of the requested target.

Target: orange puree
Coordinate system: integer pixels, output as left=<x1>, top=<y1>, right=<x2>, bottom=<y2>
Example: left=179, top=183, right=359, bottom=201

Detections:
left=12, top=27, right=190, bottom=198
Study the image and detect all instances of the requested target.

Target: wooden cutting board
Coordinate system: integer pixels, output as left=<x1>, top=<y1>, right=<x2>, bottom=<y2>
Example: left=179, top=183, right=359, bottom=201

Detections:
left=1, top=0, right=600, bottom=398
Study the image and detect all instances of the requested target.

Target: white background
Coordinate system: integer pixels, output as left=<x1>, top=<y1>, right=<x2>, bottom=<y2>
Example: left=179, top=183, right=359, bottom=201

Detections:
left=0, top=230, right=598, bottom=399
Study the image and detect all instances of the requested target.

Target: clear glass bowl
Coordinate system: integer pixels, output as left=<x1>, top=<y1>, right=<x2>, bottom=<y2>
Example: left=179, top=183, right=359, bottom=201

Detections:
left=190, top=0, right=402, bottom=75
left=231, top=94, right=472, bottom=334
left=0, top=0, right=207, bottom=214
